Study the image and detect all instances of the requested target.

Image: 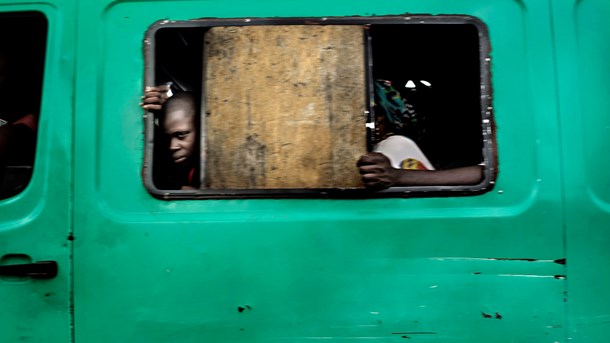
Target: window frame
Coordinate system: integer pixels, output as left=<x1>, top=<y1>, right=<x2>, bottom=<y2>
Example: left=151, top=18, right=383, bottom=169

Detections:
left=142, top=15, right=496, bottom=199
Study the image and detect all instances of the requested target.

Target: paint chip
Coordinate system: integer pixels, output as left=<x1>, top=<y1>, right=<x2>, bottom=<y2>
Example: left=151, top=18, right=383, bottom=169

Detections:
left=238, top=305, right=252, bottom=313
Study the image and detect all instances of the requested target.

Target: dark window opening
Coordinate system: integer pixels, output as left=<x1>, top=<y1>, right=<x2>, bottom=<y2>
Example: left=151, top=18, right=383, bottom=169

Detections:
left=143, top=16, right=494, bottom=198
left=369, top=24, right=483, bottom=170
left=152, top=28, right=204, bottom=190
left=0, top=11, right=48, bottom=199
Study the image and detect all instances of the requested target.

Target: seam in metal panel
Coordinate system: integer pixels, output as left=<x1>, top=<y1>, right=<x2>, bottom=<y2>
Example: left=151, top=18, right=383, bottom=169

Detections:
left=547, top=0, right=570, bottom=342
left=70, top=1, right=79, bottom=342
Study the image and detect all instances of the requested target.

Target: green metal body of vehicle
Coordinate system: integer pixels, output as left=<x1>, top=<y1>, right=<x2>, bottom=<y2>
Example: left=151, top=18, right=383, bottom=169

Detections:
left=0, top=0, right=609, bottom=342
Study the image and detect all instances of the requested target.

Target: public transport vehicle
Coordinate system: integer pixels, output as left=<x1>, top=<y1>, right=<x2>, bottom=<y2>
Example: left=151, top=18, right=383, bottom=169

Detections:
left=0, top=0, right=609, bottom=342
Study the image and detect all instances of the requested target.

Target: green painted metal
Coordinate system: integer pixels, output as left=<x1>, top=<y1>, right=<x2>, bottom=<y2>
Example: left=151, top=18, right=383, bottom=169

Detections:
left=1, top=0, right=607, bottom=342
left=0, top=1, right=76, bottom=342
left=552, top=0, right=610, bottom=341
left=72, top=0, right=567, bottom=342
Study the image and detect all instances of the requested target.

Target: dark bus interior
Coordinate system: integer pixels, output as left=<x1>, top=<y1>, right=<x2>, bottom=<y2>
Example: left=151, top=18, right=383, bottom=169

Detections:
left=0, top=11, right=48, bottom=199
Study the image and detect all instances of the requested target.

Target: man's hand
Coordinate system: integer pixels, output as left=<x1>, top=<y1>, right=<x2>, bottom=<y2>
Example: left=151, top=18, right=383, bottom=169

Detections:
left=357, top=152, right=399, bottom=190
left=140, top=85, right=171, bottom=111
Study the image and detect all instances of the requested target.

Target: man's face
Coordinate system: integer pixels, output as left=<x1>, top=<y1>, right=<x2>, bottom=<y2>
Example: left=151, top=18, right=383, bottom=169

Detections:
left=164, top=108, right=196, bottom=164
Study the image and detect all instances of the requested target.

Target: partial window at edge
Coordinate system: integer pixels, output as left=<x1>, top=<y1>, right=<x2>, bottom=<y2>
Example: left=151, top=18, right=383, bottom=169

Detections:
left=0, top=11, right=48, bottom=199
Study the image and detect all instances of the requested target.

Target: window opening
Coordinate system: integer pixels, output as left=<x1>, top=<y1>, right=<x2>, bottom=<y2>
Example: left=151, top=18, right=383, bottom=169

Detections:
left=361, top=24, right=487, bottom=189
left=0, top=11, right=48, bottom=199
left=151, top=28, right=204, bottom=190
left=142, top=16, right=494, bottom=199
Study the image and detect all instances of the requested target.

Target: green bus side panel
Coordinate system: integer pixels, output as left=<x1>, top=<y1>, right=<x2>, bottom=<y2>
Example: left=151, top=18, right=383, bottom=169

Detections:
left=74, top=0, right=566, bottom=342
left=0, top=1, right=75, bottom=342
left=553, top=0, right=610, bottom=342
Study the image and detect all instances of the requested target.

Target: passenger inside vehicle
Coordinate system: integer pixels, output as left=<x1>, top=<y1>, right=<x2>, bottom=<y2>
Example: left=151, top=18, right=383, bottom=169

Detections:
left=142, top=85, right=200, bottom=190
left=356, top=78, right=483, bottom=189
left=357, top=23, right=486, bottom=190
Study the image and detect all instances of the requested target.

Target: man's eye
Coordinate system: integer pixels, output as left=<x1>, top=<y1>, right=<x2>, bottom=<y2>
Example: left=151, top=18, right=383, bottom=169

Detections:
left=175, top=131, right=190, bottom=139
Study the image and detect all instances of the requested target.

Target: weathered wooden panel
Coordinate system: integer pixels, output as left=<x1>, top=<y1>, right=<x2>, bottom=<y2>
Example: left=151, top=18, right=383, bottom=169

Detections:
left=204, top=25, right=366, bottom=189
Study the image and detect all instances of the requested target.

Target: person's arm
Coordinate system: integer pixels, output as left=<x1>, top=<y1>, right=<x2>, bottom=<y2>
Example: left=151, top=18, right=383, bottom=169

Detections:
left=140, top=85, right=170, bottom=111
left=13, top=113, right=38, bottom=132
left=357, top=152, right=483, bottom=189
